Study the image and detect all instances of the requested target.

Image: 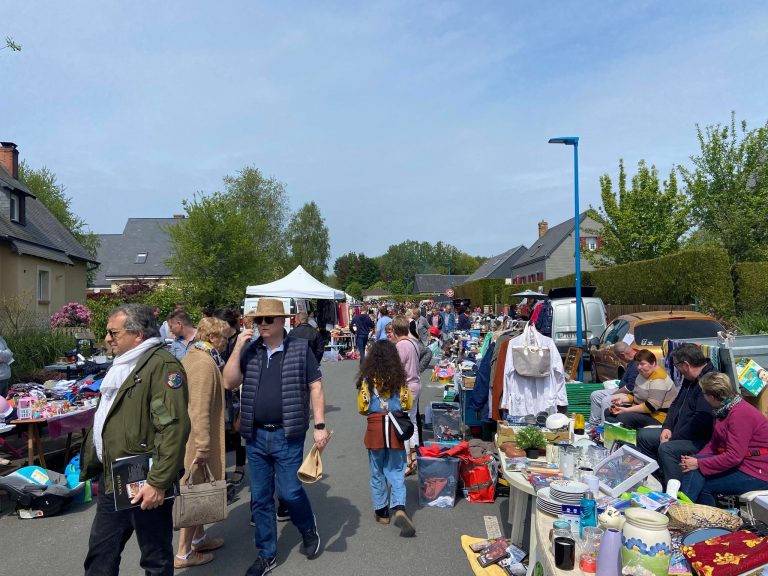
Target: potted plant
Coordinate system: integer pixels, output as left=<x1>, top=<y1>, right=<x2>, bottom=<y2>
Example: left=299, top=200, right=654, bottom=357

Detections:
left=515, top=426, right=547, bottom=459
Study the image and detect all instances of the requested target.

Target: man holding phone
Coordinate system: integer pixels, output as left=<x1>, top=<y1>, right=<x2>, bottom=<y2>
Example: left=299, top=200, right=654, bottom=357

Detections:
left=223, top=298, right=331, bottom=576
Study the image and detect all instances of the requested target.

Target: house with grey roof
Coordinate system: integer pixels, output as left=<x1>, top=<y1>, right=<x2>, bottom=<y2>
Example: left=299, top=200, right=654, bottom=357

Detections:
left=509, top=213, right=602, bottom=284
left=412, top=274, right=470, bottom=295
left=462, top=245, right=527, bottom=283
left=91, top=217, right=185, bottom=292
left=0, top=141, right=97, bottom=321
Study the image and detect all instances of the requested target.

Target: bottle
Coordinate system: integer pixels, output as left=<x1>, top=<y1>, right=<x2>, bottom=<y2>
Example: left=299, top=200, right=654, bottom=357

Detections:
left=574, top=413, right=585, bottom=435
left=580, top=489, right=597, bottom=538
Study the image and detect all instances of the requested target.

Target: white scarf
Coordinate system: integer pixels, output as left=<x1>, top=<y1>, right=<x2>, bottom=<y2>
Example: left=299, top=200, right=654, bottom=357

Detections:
left=94, top=337, right=163, bottom=462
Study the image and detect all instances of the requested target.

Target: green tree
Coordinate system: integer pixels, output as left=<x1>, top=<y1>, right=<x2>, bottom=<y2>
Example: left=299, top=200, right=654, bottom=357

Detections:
left=678, top=113, right=768, bottom=263
left=345, top=281, right=363, bottom=300
left=167, top=166, right=289, bottom=308
left=333, top=252, right=380, bottom=289
left=18, top=162, right=100, bottom=280
left=389, top=279, right=406, bottom=294
left=286, top=201, right=330, bottom=280
left=586, top=159, right=690, bottom=266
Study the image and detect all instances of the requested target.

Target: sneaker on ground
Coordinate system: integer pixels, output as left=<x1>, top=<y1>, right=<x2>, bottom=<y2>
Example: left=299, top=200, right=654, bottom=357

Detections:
left=249, top=518, right=255, bottom=527
left=393, top=509, right=416, bottom=538
left=301, top=522, right=321, bottom=559
left=276, top=502, right=290, bottom=522
left=174, top=551, right=214, bottom=569
left=245, top=556, right=276, bottom=576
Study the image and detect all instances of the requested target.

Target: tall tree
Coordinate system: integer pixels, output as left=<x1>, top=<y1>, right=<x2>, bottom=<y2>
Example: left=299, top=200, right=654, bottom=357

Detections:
left=18, top=162, right=100, bottom=279
left=166, top=166, right=289, bottom=307
left=286, top=201, right=330, bottom=280
left=333, top=252, right=380, bottom=289
left=586, top=159, right=690, bottom=266
left=678, top=113, right=768, bottom=263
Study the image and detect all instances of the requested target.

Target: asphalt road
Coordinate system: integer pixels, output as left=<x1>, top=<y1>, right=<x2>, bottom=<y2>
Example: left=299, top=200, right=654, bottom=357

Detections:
left=1, top=357, right=508, bottom=575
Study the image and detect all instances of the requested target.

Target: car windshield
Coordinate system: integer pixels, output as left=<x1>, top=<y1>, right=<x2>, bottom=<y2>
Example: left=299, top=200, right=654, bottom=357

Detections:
left=633, top=319, right=723, bottom=346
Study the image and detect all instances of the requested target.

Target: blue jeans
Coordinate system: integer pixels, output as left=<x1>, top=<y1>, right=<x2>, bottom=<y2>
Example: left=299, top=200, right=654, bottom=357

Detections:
left=367, top=448, right=407, bottom=510
left=246, top=428, right=315, bottom=559
left=682, top=467, right=768, bottom=506
left=356, top=335, right=368, bottom=363
left=636, top=427, right=706, bottom=482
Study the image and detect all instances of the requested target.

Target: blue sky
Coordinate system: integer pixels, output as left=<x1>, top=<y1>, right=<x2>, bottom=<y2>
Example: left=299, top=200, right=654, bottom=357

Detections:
left=4, top=1, right=768, bottom=265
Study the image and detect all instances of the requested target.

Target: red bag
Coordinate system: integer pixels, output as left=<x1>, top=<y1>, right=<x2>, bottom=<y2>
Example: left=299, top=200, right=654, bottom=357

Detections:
left=460, top=454, right=496, bottom=503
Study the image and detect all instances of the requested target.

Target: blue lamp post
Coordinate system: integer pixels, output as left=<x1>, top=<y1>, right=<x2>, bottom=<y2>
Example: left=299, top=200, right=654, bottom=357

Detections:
left=548, top=136, right=583, bottom=381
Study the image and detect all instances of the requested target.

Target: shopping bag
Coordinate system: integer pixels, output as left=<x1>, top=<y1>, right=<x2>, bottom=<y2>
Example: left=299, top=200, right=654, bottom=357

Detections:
left=460, top=454, right=497, bottom=503
left=172, top=464, right=228, bottom=529
left=511, top=324, right=551, bottom=377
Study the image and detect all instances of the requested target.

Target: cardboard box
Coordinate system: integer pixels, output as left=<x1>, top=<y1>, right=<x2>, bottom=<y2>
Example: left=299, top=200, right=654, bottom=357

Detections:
left=735, top=357, right=768, bottom=397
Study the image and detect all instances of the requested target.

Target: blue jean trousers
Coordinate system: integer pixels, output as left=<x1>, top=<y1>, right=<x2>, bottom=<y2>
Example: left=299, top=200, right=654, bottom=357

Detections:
left=246, top=427, right=315, bottom=559
left=682, top=467, right=768, bottom=506
left=356, top=335, right=368, bottom=363
left=367, top=448, right=407, bottom=510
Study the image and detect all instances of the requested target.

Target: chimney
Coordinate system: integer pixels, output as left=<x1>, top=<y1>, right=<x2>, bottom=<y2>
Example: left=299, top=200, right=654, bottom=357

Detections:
left=0, top=142, right=19, bottom=179
left=172, top=214, right=186, bottom=219
left=538, top=220, right=549, bottom=238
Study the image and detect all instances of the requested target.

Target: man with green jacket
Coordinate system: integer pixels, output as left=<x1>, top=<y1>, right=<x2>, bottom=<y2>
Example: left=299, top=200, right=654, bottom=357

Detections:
left=81, top=303, right=191, bottom=576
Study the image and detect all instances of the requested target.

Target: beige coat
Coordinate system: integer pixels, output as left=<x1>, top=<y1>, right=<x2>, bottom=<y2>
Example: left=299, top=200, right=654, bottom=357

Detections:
left=181, top=346, right=226, bottom=482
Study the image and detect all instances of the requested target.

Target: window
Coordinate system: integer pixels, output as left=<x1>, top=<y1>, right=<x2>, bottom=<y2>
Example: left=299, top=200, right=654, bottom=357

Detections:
left=135, top=252, right=148, bottom=264
left=37, top=269, right=50, bottom=303
left=633, top=319, right=723, bottom=346
left=602, top=320, right=629, bottom=345
left=536, top=272, right=544, bottom=281
left=585, top=237, right=598, bottom=251
left=10, top=193, right=20, bottom=222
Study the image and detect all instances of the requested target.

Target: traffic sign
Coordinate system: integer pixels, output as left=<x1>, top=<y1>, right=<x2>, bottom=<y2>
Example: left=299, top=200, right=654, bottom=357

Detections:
left=445, top=288, right=455, bottom=298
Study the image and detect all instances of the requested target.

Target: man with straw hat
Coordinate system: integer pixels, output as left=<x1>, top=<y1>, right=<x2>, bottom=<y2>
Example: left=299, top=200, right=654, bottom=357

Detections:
left=223, top=298, right=331, bottom=576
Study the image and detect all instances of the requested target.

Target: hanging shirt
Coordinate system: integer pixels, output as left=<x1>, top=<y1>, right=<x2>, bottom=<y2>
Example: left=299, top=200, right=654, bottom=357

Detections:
left=502, top=329, right=567, bottom=415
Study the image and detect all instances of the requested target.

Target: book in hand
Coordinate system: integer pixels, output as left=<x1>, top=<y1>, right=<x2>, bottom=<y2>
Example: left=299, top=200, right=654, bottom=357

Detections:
left=111, top=453, right=174, bottom=511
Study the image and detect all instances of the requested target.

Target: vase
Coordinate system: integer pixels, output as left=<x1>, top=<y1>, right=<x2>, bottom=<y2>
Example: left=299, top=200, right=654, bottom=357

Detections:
left=621, top=508, right=672, bottom=576
left=596, top=528, right=622, bottom=576
left=526, top=448, right=541, bottom=459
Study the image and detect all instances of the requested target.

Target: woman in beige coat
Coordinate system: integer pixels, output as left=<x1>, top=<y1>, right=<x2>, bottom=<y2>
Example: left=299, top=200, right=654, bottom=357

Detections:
left=175, top=317, right=229, bottom=569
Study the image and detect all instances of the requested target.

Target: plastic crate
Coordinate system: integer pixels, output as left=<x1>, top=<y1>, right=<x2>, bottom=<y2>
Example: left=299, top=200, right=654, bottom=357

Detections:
left=416, top=455, right=461, bottom=508
left=565, top=382, right=603, bottom=418
left=432, top=403, right=462, bottom=442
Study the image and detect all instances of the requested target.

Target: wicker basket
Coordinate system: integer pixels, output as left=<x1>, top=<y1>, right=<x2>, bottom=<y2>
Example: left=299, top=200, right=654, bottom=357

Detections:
left=667, top=502, right=743, bottom=532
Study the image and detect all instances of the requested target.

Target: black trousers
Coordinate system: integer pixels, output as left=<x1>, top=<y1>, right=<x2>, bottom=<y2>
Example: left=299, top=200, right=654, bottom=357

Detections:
left=84, top=480, right=174, bottom=576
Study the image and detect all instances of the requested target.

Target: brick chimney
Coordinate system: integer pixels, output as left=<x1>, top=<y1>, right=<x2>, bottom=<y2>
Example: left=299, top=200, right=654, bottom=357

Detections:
left=538, top=220, right=549, bottom=238
left=0, top=142, right=19, bottom=179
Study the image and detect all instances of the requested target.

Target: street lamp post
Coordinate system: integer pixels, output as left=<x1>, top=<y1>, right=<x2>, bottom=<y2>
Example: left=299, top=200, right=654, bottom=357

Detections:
left=548, top=136, right=583, bottom=381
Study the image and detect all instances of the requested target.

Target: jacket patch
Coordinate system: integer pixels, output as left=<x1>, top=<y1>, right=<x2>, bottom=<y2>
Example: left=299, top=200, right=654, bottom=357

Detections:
left=166, top=372, right=183, bottom=389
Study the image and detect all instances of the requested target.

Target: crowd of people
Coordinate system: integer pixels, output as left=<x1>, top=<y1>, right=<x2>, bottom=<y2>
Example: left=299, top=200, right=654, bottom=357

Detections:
left=589, top=342, right=768, bottom=506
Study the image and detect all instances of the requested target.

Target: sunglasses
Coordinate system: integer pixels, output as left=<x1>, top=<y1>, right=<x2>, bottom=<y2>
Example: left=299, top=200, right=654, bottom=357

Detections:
left=255, top=316, right=277, bottom=325
left=105, top=329, right=125, bottom=339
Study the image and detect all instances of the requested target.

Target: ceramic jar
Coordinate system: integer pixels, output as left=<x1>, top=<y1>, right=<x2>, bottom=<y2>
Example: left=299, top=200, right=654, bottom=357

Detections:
left=620, top=508, right=672, bottom=576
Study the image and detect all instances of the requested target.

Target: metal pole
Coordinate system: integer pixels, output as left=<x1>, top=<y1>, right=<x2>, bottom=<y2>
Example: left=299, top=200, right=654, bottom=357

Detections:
left=573, top=142, right=583, bottom=381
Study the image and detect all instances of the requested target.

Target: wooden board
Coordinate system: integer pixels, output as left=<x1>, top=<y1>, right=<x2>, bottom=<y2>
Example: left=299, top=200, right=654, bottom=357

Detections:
left=563, top=347, right=584, bottom=382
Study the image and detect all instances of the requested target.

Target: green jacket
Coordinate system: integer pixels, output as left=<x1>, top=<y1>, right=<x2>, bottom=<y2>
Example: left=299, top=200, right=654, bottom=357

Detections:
left=80, top=344, right=191, bottom=495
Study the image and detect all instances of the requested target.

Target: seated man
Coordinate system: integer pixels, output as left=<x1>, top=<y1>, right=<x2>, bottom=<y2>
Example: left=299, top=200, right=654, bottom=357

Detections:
left=589, top=343, right=639, bottom=424
left=636, top=343, right=715, bottom=483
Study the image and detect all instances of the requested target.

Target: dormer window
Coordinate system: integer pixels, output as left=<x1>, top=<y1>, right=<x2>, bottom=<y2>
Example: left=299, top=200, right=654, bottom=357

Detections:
left=135, top=252, right=148, bottom=264
left=10, top=192, right=20, bottom=222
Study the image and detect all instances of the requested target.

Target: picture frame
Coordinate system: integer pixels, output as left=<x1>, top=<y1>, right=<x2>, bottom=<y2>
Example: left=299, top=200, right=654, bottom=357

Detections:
left=592, top=445, right=658, bottom=498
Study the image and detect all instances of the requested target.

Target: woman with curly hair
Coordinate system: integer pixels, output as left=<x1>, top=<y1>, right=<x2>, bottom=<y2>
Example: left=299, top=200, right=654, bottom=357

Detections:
left=357, top=340, right=416, bottom=537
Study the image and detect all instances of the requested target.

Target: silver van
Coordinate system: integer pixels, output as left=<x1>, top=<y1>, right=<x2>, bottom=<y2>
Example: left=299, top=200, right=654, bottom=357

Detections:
left=547, top=287, right=607, bottom=358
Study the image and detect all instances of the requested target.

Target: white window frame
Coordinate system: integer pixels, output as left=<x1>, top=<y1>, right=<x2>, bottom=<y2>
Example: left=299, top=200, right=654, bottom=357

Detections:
left=10, top=192, right=20, bottom=222
left=37, top=267, right=51, bottom=304
left=586, top=237, right=598, bottom=251
left=135, top=252, right=148, bottom=264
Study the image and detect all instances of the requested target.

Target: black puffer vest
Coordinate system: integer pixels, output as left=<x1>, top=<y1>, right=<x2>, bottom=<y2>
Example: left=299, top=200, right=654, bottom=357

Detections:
left=239, top=336, right=310, bottom=441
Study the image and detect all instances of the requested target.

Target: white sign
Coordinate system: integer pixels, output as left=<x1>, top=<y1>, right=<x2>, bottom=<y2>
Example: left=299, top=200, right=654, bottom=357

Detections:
left=445, top=288, right=455, bottom=297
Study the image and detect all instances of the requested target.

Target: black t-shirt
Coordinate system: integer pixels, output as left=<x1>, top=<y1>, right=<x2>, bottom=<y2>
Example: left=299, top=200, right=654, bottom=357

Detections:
left=242, top=339, right=322, bottom=426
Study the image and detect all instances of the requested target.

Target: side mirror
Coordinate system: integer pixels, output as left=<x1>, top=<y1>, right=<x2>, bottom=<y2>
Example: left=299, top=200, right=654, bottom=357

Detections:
left=588, top=336, right=600, bottom=349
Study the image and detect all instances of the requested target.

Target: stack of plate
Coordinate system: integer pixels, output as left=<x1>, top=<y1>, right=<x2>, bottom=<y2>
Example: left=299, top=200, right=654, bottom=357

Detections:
left=536, top=480, right=588, bottom=516
left=550, top=480, right=588, bottom=504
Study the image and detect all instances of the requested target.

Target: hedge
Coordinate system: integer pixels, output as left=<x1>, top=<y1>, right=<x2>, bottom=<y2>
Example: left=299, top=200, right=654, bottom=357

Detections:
left=734, top=262, right=768, bottom=314
left=456, top=248, right=736, bottom=318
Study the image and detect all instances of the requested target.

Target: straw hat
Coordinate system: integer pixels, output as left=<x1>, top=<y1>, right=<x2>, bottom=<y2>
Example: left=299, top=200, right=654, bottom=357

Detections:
left=246, top=298, right=291, bottom=318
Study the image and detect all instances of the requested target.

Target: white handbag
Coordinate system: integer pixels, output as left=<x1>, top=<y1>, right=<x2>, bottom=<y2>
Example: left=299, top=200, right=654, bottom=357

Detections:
left=511, top=324, right=551, bottom=378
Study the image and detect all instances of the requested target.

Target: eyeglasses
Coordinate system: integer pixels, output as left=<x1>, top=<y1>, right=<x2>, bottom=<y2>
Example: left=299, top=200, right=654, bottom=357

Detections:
left=105, top=329, right=125, bottom=339
left=255, top=316, right=276, bottom=325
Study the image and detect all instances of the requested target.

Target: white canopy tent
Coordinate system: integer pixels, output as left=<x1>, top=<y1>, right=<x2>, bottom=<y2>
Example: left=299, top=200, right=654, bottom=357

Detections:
left=245, top=265, right=346, bottom=300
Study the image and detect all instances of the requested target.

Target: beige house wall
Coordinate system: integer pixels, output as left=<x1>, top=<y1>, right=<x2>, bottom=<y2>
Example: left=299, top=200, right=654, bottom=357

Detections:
left=0, top=244, right=89, bottom=317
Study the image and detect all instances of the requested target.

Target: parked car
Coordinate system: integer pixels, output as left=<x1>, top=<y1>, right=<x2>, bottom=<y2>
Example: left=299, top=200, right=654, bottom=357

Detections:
left=547, top=286, right=608, bottom=360
left=589, top=311, right=724, bottom=382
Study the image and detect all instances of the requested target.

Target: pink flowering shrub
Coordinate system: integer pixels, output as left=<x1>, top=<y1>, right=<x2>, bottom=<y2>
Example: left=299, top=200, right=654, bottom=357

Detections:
left=49, top=302, right=92, bottom=328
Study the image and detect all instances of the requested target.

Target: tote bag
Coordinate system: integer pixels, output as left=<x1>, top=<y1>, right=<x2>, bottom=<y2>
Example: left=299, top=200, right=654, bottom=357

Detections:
left=172, top=464, right=228, bottom=529
left=511, top=324, right=551, bottom=378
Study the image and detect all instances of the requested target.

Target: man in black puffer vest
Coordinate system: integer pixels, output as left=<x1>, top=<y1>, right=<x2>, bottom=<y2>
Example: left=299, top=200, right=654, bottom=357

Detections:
left=290, top=311, right=324, bottom=363
left=224, top=299, right=331, bottom=576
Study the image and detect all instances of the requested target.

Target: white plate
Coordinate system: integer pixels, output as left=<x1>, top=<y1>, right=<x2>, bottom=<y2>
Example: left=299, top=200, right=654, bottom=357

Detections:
left=550, top=480, right=589, bottom=495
